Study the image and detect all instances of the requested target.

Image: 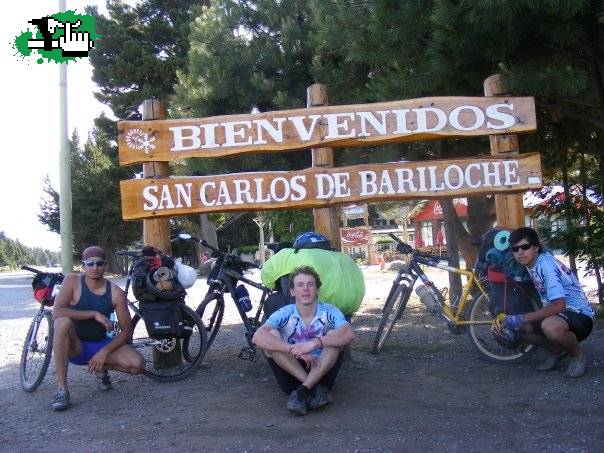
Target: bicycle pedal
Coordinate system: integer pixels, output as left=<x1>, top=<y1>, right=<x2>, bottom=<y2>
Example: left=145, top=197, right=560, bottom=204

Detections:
left=238, top=347, right=257, bottom=361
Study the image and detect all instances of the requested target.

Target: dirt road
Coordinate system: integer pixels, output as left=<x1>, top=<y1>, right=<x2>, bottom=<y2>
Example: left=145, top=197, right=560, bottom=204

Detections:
left=1, top=268, right=602, bottom=452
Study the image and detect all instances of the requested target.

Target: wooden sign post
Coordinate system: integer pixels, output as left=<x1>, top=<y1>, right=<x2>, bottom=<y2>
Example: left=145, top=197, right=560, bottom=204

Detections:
left=308, top=84, right=341, bottom=249
left=118, top=94, right=540, bottom=255
left=484, top=75, right=525, bottom=228
left=141, top=99, right=180, bottom=368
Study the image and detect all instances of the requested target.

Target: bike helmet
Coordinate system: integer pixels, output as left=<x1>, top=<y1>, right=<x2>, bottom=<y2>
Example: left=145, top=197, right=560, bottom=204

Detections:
left=292, top=232, right=332, bottom=253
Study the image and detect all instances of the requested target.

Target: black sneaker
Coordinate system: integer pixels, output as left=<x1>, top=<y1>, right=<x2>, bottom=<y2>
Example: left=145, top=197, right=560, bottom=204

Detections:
left=308, top=383, right=333, bottom=410
left=51, top=389, right=70, bottom=411
left=287, top=385, right=310, bottom=415
left=97, top=370, right=112, bottom=391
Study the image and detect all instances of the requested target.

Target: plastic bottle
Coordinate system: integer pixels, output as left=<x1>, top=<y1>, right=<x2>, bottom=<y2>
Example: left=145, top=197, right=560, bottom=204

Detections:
left=234, top=284, right=253, bottom=312
left=415, top=284, right=441, bottom=316
left=107, top=312, right=117, bottom=338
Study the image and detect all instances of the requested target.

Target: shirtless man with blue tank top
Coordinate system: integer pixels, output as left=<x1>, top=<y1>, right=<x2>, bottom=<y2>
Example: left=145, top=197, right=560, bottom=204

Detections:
left=51, top=246, right=144, bottom=410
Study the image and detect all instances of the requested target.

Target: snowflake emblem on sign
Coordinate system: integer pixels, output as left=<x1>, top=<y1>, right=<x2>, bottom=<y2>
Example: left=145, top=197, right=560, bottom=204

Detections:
left=125, top=128, right=156, bottom=153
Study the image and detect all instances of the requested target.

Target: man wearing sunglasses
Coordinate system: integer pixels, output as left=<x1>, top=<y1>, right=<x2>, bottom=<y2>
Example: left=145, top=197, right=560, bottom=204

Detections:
left=50, top=246, right=145, bottom=410
left=504, top=227, right=594, bottom=377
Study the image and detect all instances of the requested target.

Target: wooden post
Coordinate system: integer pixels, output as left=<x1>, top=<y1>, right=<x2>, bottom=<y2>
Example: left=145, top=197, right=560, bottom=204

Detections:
left=484, top=75, right=526, bottom=229
left=141, top=99, right=180, bottom=368
left=307, top=84, right=341, bottom=249
left=142, top=100, right=172, bottom=253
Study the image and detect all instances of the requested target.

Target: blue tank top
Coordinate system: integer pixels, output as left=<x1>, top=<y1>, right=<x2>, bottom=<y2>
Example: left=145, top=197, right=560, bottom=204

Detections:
left=74, top=275, right=113, bottom=341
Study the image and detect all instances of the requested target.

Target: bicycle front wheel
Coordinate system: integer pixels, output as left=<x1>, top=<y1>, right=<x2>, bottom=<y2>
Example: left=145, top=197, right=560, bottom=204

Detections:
left=20, top=311, right=53, bottom=392
left=195, top=293, right=225, bottom=350
left=131, top=305, right=207, bottom=382
left=372, top=285, right=412, bottom=354
left=466, top=294, right=539, bottom=364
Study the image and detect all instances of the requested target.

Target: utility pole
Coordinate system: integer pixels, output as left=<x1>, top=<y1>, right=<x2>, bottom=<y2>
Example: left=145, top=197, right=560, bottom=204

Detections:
left=58, top=0, right=73, bottom=272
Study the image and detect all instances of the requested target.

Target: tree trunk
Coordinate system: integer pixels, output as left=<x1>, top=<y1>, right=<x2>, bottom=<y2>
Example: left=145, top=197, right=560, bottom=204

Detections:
left=440, top=198, right=462, bottom=304
left=200, top=214, right=218, bottom=248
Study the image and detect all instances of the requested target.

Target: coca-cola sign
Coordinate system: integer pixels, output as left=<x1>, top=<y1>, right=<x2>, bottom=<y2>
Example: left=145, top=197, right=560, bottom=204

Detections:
left=341, top=227, right=371, bottom=246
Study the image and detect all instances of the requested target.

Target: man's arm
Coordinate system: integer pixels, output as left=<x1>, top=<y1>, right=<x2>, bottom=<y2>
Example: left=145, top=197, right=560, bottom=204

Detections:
left=289, top=323, right=356, bottom=358
left=87, top=285, right=131, bottom=372
left=252, top=324, right=291, bottom=353
left=523, top=298, right=565, bottom=323
left=52, top=274, right=109, bottom=327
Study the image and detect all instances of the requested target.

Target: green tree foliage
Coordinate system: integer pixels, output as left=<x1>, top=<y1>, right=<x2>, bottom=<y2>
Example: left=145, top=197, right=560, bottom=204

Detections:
left=0, top=233, right=59, bottom=270
left=38, top=131, right=141, bottom=273
left=88, top=0, right=205, bottom=119
left=171, top=0, right=322, bottom=242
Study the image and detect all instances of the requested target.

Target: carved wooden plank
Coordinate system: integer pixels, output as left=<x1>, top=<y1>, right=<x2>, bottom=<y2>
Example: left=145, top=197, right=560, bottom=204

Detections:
left=120, top=154, right=542, bottom=220
left=118, top=97, right=536, bottom=165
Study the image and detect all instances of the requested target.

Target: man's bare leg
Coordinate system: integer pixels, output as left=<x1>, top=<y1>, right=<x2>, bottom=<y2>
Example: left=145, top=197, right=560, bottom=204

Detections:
left=303, top=346, right=341, bottom=389
left=263, top=330, right=308, bottom=383
left=52, top=317, right=82, bottom=391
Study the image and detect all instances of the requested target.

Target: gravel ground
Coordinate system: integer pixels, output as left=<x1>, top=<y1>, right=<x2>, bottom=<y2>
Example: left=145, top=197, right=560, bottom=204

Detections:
left=1, top=267, right=602, bottom=452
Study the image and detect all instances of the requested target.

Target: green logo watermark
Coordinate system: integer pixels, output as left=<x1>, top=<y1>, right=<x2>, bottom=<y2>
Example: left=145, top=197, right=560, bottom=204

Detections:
left=13, top=10, right=97, bottom=64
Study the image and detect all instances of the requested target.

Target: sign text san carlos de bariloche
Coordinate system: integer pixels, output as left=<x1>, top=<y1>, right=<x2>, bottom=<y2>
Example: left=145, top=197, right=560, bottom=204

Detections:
left=120, top=154, right=542, bottom=220
left=117, top=97, right=536, bottom=165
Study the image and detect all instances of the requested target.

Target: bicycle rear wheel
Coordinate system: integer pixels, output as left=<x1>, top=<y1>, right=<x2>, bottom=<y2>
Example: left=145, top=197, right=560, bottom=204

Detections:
left=130, top=305, right=207, bottom=382
left=372, top=285, right=412, bottom=354
left=466, top=294, right=540, bottom=364
left=195, top=293, right=224, bottom=350
left=20, top=311, right=53, bottom=392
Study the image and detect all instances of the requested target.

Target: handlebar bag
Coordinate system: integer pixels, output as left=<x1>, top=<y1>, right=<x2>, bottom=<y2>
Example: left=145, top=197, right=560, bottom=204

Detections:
left=32, top=273, right=64, bottom=307
left=139, top=300, right=186, bottom=339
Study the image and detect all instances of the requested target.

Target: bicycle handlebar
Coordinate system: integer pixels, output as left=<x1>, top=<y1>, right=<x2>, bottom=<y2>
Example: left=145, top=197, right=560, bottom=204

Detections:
left=387, top=233, right=451, bottom=262
left=115, top=250, right=143, bottom=258
left=21, top=265, right=44, bottom=275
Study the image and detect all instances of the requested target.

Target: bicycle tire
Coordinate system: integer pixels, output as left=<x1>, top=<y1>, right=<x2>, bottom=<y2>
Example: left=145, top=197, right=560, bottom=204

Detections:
left=130, top=305, right=207, bottom=382
left=466, top=294, right=540, bottom=364
left=195, top=293, right=225, bottom=350
left=372, top=285, right=412, bottom=354
left=20, top=311, right=53, bottom=392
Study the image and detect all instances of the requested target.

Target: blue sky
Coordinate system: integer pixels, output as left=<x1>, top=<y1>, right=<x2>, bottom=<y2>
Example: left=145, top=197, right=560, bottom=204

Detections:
left=1, top=1, right=130, bottom=251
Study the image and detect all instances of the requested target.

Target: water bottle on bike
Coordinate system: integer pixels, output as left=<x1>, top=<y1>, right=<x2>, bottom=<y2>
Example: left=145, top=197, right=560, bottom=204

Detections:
left=415, top=284, right=442, bottom=316
left=234, top=284, right=252, bottom=312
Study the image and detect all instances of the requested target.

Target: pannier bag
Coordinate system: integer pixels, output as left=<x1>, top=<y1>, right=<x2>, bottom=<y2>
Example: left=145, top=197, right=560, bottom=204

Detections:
left=261, top=247, right=365, bottom=316
left=32, top=272, right=64, bottom=307
left=131, top=247, right=186, bottom=303
left=139, top=300, right=187, bottom=339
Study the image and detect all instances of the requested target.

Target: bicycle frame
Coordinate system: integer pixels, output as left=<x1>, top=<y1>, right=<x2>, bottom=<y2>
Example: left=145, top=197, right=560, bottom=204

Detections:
left=395, top=253, right=491, bottom=326
left=207, top=263, right=272, bottom=348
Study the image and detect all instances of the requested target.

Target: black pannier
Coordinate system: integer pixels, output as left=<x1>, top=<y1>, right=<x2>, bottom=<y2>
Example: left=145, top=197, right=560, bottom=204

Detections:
left=139, top=300, right=187, bottom=339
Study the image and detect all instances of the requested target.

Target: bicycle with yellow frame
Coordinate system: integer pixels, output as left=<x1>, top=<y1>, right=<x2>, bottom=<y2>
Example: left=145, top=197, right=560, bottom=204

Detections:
left=373, top=233, right=541, bottom=363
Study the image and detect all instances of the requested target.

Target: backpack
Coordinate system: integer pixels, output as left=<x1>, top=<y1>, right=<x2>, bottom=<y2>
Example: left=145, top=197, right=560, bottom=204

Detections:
left=31, top=272, right=64, bottom=307
left=485, top=266, right=539, bottom=316
left=131, top=247, right=186, bottom=303
left=292, top=232, right=332, bottom=253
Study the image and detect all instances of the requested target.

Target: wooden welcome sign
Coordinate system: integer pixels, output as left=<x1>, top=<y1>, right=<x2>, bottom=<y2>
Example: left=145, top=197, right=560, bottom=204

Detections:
left=120, top=154, right=542, bottom=220
left=117, top=97, right=536, bottom=165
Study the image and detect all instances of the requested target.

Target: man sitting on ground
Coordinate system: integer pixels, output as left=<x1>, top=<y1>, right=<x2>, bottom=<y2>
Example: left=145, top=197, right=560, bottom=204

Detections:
left=51, top=246, right=145, bottom=410
left=504, top=227, right=595, bottom=377
left=253, top=266, right=356, bottom=415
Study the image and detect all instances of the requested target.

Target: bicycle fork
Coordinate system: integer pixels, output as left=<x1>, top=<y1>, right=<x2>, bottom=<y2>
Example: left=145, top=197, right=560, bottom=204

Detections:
left=28, top=308, right=47, bottom=351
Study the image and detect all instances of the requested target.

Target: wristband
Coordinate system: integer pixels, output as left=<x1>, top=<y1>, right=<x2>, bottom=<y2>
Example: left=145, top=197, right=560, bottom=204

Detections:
left=317, top=337, right=324, bottom=348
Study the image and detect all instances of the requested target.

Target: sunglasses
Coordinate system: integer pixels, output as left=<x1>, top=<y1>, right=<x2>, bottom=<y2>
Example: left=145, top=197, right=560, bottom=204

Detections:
left=83, top=259, right=106, bottom=267
left=511, top=243, right=533, bottom=253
